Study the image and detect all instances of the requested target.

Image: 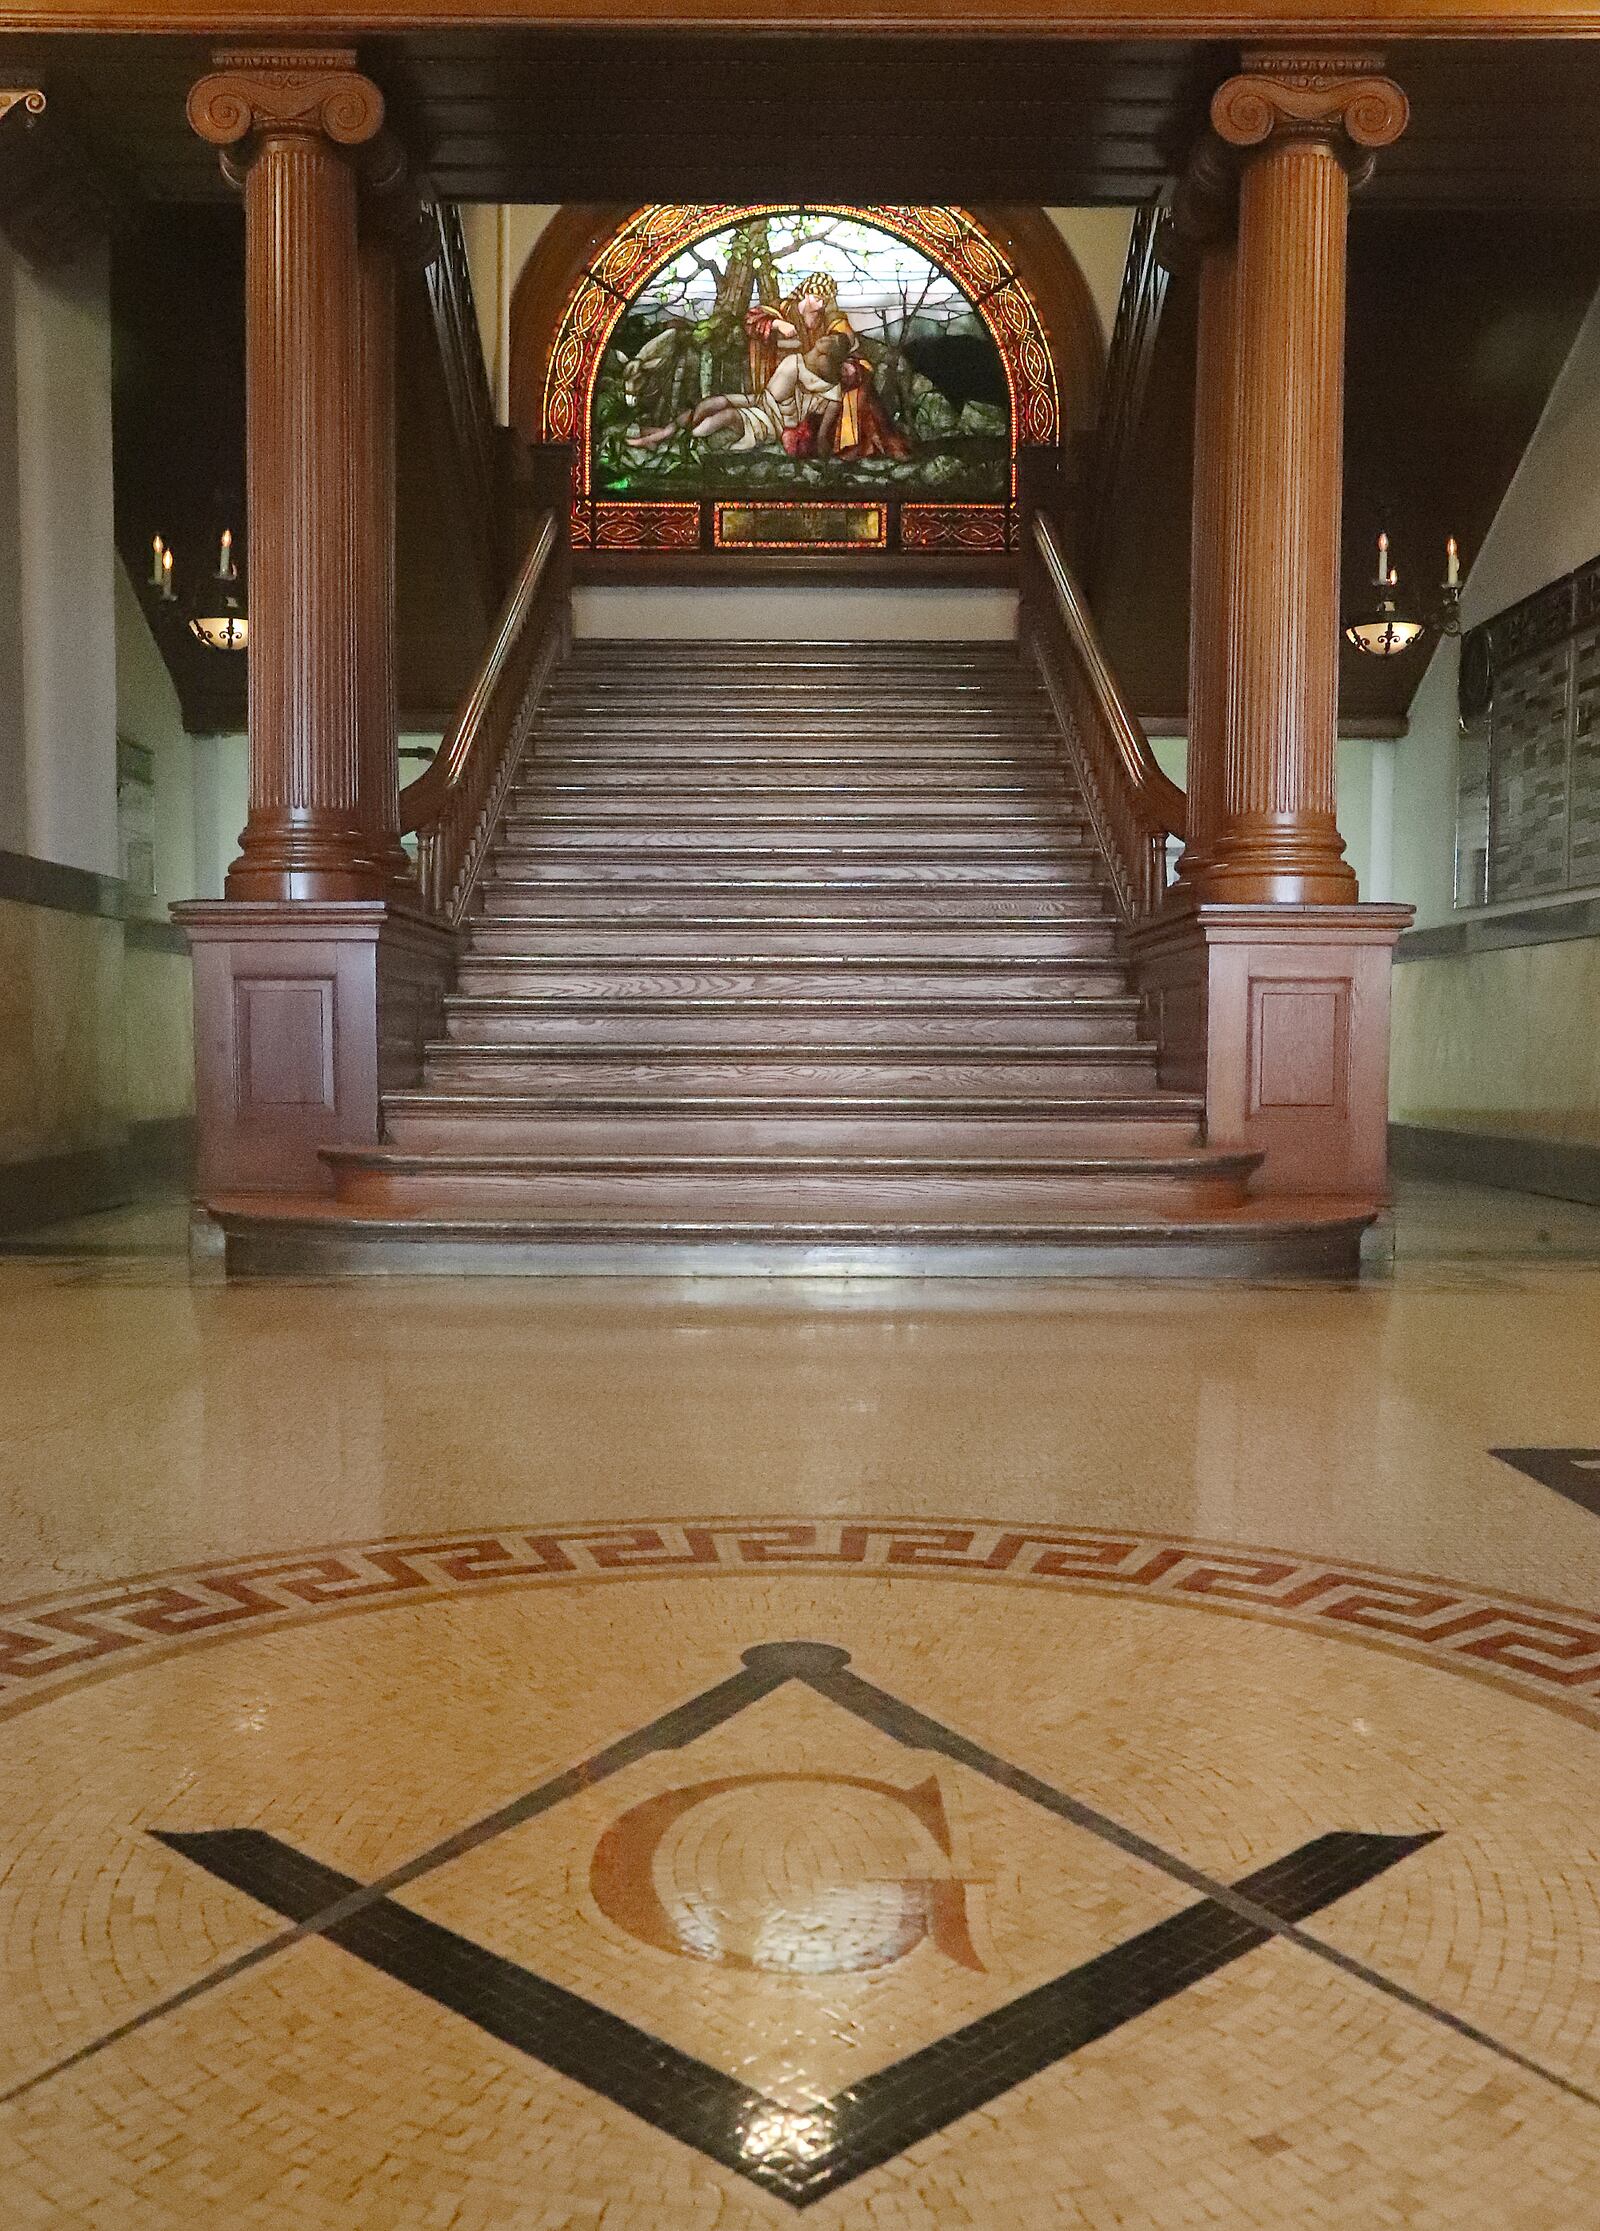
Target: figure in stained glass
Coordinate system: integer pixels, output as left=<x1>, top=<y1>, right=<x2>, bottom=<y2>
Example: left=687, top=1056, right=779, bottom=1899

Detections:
left=593, top=213, right=1009, bottom=506
left=636, top=272, right=911, bottom=464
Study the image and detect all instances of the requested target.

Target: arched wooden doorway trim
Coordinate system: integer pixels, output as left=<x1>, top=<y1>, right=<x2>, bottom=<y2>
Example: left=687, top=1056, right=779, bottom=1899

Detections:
left=508, top=203, right=1105, bottom=552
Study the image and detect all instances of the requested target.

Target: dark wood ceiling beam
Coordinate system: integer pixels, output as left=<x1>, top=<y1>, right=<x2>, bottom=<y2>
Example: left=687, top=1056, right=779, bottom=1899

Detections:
left=17, top=30, right=1600, bottom=214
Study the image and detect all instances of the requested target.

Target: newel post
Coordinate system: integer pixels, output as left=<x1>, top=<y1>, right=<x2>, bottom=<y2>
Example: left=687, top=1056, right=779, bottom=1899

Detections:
left=176, top=50, right=454, bottom=1210
left=1130, top=54, right=1414, bottom=1204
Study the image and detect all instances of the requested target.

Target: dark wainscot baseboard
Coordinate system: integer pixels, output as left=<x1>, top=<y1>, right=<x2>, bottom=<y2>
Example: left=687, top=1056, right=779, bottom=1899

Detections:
left=1395, top=894, right=1600, bottom=962
left=0, top=1117, right=195, bottom=1235
left=1390, top=1123, right=1600, bottom=1207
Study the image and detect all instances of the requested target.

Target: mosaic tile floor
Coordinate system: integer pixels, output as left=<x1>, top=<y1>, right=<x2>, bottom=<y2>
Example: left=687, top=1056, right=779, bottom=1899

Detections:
left=1, top=1180, right=1599, bottom=2227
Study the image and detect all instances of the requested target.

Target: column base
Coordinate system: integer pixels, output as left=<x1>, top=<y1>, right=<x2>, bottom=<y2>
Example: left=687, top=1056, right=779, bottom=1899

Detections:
left=174, top=901, right=458, bottom=1201
left=1184, top=816, right=1360, bottom=908
left=1128, top=893, right=1413, bottom=1197
left=223, top=804, right=398, bottom=904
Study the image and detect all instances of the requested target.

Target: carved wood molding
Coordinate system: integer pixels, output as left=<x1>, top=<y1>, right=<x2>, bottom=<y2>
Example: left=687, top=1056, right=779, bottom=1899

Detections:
left=4, top=3, right=1600, bottom=34
left=1211, top=53, right=1409, bottom=164
left=187, top=48, right=384, bottom=155
left=1178, top=52, right=1408, bottom=243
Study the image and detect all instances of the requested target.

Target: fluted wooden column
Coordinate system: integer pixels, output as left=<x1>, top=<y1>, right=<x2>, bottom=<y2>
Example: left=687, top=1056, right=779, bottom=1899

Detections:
left=1196, top=56, right=1408, bottom=906
left=189, top=51, right=387, bottom=901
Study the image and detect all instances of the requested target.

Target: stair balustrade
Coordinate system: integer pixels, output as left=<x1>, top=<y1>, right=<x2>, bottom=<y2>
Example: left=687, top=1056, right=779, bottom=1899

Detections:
left=399, top=506, right=570, bottom=923
left=1022, top=507, right=1185, bottom=923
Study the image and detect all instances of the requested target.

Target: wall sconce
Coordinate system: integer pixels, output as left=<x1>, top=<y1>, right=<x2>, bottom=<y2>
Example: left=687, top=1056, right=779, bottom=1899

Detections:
left=1345, top=531, right=1461, bottom=658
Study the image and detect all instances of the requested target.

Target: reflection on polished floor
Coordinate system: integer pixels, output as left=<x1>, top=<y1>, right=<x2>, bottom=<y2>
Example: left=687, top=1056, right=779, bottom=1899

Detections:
left=2, top=1180, right=1599, bottom=2227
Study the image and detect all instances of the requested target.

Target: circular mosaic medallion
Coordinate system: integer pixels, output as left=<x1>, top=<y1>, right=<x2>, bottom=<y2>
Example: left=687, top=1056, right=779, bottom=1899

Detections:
left=1, top=1522, right=1599, bottom=2229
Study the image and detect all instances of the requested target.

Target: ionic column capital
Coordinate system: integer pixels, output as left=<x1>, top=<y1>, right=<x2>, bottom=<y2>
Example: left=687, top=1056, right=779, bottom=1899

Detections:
left=1211, top=52, right=1408, bottom=169
left=0, top=89, right=47, bottom=130
left=187, top=48, right=384, bottom=161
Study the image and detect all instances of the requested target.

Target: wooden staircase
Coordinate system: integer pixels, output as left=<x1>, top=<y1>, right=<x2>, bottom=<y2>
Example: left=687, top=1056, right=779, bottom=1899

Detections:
left=226, top=635, right=1373, bottom=1276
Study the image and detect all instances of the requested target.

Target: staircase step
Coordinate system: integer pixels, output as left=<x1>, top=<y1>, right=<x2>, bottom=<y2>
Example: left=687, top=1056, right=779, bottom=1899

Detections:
left=569, top=639, right=1022, bottom=667
left=548, top=677, right=1045, bottom=702
left=212, top=1192, right=1377, bottom=1283
left=379, top=1098, right=1207, bottom=1158
left=440, top=996, right=1143, bottom=1050
left=536, top=721, right=1060, bottom=746
left=485, top=860, right=1103, bottom=889
left=477, top=889, right=1115, bottom=922
left=513, top=772, right=1074, bottom=799
left=464, top=920, right=1121, bottom=959
left=504, top=794, right=1087, bottom=824
left=453, top=960, right=1129, bottom=999
left=322, top=1148, right=1261, bottom=1221
left=492, top=825, right=1095, bottom=856
left=530, top=745, right=1064, bottom=768
left=419, top=1048, right=1161, bottom=1096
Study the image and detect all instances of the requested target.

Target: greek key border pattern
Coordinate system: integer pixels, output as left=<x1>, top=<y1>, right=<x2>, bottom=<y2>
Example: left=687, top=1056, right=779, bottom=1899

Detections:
left=3, top=1522, right=1599, bottom=1727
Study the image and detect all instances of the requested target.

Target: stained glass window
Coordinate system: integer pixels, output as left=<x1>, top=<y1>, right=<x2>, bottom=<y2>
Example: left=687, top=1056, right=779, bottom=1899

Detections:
left=542, top=206, right=1057, bottom=555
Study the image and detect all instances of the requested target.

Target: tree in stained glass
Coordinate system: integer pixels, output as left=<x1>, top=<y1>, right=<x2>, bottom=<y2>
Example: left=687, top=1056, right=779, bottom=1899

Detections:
left=592, top=212, right=1010, bottom=506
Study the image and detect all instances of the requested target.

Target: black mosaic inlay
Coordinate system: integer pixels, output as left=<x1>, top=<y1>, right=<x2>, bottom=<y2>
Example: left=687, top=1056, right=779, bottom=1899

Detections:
left=155, top=1823, right=1430, bottom=2208
left=152, top=1641, right=1438, bottom=2209
left=1492, top=1446, right=1600, bottom=1519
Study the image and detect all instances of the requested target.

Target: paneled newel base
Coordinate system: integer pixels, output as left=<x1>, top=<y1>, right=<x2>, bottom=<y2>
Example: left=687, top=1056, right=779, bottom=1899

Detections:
left=1129, top=899, right=1413, bottom=1198
left=175, top=902, right=458, bottom=1200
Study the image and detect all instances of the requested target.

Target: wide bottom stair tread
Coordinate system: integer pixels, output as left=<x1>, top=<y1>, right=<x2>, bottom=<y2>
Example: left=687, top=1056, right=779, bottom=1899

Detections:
left=213, top=1190, right=1379, bottom=1283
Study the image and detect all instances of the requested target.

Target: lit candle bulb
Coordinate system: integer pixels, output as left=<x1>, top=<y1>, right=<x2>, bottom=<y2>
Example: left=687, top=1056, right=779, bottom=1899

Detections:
left=218, top=527, right=234, bottom=581
left=161, top=546, right=175, bottom=602
left=1376, top=531, right=1390, bottom=588
left=149, top=534, right=164, bottom=588
left=1445, top=536, right=1460, bottom=589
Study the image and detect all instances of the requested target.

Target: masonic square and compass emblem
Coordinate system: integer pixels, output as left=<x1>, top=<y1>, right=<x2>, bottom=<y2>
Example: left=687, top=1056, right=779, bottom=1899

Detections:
left=151, top=1640, right=1439, bottom=2208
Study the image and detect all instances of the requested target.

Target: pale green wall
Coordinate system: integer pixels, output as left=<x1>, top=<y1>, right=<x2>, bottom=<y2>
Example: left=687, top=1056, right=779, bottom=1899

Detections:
left=459, top=204, right=559, bottom=426
left=1046, top=208, right=1137, bottom=354
left=114, top=559, right=197, bottom=917
left=1390, top=641, right=1460, bottom=933
left=1394, top=280, right=1600, bottom=932
left=1386, top=278, right=1600, bottom=1150
left=191, top=734, right=248, bottom=902
left=1, top=253, right=200, bottom=1177
left=1392, top=942, right=1600, bottom=1144
left=1, top=239, right=119, bottom=877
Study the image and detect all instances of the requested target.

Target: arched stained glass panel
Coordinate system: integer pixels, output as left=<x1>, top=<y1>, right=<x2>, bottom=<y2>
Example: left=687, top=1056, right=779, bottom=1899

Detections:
left=543, top=205, right=1057, bottom=554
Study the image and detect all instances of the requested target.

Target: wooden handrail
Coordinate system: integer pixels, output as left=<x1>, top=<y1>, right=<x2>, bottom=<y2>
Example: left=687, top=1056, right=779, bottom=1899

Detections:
left=399, top=507, right=567, bottom=923
left=1024, top=507, right=1185, bottom=923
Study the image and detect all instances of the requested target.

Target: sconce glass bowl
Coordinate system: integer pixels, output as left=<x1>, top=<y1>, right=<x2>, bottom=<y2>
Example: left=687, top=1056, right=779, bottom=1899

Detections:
left=189, top=602, right=248, bottom=653
left=1344, top=596, right=1426, bottom=658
